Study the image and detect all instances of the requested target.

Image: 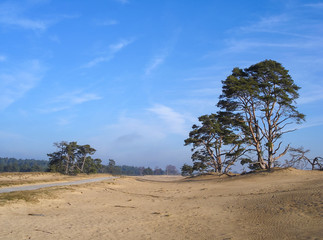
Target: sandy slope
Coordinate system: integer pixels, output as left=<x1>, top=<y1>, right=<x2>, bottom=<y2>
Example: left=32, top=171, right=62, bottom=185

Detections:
left=0, top=169, right=322, bottom=240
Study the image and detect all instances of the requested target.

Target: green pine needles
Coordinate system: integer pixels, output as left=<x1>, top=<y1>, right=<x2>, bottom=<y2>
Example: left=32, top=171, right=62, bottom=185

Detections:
left=185, top=60, right=305, bottom=174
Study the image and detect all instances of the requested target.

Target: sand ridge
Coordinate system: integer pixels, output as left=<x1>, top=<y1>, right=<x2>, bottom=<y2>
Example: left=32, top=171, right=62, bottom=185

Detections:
left=0, top=169, right=322, bottom=239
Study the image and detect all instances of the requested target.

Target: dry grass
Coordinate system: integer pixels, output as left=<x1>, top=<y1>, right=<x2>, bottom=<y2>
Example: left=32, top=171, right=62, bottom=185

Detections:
left=0, top=172, right=66, bottom=187
left=0, top=172, right=112, bottom=187
left=0, top=186, right=75, bottom=206
left=0, top=172, right=112, bottom=205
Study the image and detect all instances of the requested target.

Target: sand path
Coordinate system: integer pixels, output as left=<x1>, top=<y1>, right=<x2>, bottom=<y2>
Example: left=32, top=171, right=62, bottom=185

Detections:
left=0, top=169, right=322, bottom=239
left=0, top=177, right=117, bottom=193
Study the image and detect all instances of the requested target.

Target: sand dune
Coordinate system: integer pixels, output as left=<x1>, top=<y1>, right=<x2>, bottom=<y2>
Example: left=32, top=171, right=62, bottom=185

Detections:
left=0, top=168, right=322, bottom=239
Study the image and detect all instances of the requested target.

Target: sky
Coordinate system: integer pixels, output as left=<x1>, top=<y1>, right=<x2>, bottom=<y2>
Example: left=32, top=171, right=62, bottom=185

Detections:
left=0, top=0, right=322, bottom=169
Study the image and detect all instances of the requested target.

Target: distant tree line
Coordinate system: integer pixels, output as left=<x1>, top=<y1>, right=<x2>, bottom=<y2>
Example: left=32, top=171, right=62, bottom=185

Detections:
left=0, top=141, right=180, bottom=176
left=0, top=156, right=179, bottom=176
left=47, top=141, right=180, bottom=175
left=0, top=157, right=48, bottom=172
left=99, top=159, right=179, bottom=175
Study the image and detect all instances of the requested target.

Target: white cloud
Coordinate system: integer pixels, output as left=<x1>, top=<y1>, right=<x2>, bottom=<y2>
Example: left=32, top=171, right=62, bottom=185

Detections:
left=143, top=32, right=181, bottom=76
left=5, top=17, right=47, bottom=30
left=115, top=0, right=129, bottom=4
left=57, top=117, right=71, bottom=126
left=56, top=115, right=75, bottom=126
left=0, top=2, right=78, bottom=31
left=107, top=116, right=166, bottom=141
left=42, top=90, right=102, bottom=113
left=69, top=93, right=102, bottom=104
left=144, top=55, right=166, bottom=76
left=115, top=133, right=142, bottom=143
left=0, top=55, right=6, bottom=61
left=49, top=35, right=60, bottom=43
left=97, top=19, right=118, bottom=26
left=92, top=115, right=171, bottom=160
left=0, top=130, right=24, bottom=140
left=148, top=104, right=189, bottom=135
left=240, top=15, right=289, bottom=33
left=0, top=60, right=43, bottom=110
left=88, top=106, right=193, bottom=167
left=298, top=87, right=323, bottom=104
left=101, top=104, right=191, bottom=145
left=109, top=39, right=133, bottom=53
left=83, top=39, right=134, bottom=68
left=0, top=2, right=48, bottom=30
left=183, top=76, right=216, bottom=81
left=83, top=56, right=112, bottom=68
left=236, top=14, right=321, bottom=40
left=144, top=30, right=180, bottom=76
left=221, top=10, right=323, bottom=55
left=189, top=88, right=221, bottom=96
left=304, top=3, right=323, bottom=9
left=223, top=38, right=323, bottom=53
left=291, top=116, right=323, bottom=131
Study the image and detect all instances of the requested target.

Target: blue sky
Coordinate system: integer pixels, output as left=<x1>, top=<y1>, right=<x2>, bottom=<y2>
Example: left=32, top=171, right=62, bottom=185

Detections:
left=0, top=0, right=322, bottom=169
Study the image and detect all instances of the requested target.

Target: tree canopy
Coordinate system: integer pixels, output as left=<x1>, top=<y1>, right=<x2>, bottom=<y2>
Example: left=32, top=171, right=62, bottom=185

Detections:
left=48, top=141, right=101, bottom=174
left=185, top=60, right=305, bottom=174
left=184, top=113, right=246, bottom=174
left=218, top=60, right=304, bottom=170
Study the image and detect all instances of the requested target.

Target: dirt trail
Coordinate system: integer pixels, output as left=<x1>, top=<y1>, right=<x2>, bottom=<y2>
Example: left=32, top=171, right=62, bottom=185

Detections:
left=0, top=177, right=117, bottom=193
left=0, top=169, right=322, bottom=240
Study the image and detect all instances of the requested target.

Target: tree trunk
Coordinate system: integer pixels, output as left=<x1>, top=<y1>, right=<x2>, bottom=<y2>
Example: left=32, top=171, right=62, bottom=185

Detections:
left=81, top=156, right=86, bottom=172
left=65, top=155, right=69, bottom=174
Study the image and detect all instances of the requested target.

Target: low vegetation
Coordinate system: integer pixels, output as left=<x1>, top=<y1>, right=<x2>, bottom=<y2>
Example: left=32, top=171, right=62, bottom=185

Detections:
left=0, top=186, right=74, bottom=206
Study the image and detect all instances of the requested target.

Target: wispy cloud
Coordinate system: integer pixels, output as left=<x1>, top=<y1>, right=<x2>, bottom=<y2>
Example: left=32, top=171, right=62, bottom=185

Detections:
left=304, top=3, right=323, bottom=9
left=56, top=92, right=102, bottom=105
left=104, top=104, right=190, bottom=144
left=0, top=2, right=79, bottom=31
left=56, top=115, right=75, bottom=126
left=0, top=130, right=24, bottom=140
left=95, top=19, right=118, bottom=26
left=237, top=14, right=321, bottom=41
left=89, top=105, right=192, bottom=166
left=220, top=9, right=323, bottom=55
left=83, top=56, right=112, bottom=68
left=0, top=59, right=44, bottom=110
left=144, top=43, right=176, bottom=76
left=83, top=39, right=134, bottom=68
left=42, top=90, right=102, bottom=113
left=148, top=104, right=189, bottom=135
left=115, top=133, right=142, bottom=143
left=239, top=15, right=289, bottom=33
left=183, top=76, right=216, bottom=81
left=109, top=39, right=133, bottom=52
left=298, top=86, right=323, bottom=104
left=189, top=88, right=221, bottom=96
left=49, top=35, right=60, bottom=43
left=144, top=54, right=167, bottom=76
left=0, top=55, right=6, bottom=61
left=223, top=37, right=323, bottom=54
left=144, top=30, right=180, bottom=76
left=115, top=0, right=129, bottom=4
left=105, top=116, right=166, bottom=143
left=0, top=2, right=48, bottom=30
left=293, top=116, right=323, bottom=130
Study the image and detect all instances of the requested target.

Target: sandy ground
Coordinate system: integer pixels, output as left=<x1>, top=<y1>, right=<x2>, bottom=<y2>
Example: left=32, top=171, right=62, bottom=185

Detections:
left=0, top=177, right=116, bottom=193
left=0, top=169, right=322, bottom=240
left=0, top=172, right=110, bottom=187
